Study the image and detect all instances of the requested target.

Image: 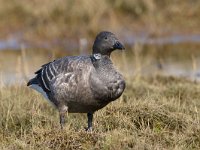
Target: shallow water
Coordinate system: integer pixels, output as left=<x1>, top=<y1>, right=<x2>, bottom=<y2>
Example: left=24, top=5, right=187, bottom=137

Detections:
left=123, top=33, right=200, bottom=45
left=1, top=32, right=200, bottom=50
left=0, top=33, right=200, bottom=85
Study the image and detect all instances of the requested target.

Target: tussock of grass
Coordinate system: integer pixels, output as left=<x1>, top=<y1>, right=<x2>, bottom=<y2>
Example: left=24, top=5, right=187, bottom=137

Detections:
left=1, top=76, right=200, bottom=149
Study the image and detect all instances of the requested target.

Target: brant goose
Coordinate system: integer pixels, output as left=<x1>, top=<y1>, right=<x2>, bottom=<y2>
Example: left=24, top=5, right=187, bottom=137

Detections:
left=27, top=31, right=126, bottom=131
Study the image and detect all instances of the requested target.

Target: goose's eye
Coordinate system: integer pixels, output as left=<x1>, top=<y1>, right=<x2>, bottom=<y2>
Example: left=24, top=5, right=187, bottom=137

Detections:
left=104, top=36, right=108, bottom=40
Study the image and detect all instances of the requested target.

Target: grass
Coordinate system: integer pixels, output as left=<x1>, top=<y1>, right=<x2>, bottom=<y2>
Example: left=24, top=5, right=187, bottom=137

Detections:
left=1, top=76, right=200, bottom=149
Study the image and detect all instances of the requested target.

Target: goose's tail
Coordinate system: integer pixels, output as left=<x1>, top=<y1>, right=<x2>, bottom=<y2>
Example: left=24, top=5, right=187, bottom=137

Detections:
left=27, top=78, right=38, bottom=86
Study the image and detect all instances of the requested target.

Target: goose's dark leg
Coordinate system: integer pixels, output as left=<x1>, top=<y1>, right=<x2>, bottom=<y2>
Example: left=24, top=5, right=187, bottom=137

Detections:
left=60, top=114, right=64, bottom=129
left=86, top=112, right=93, bottom=131
left=59, top=105, right=68, bottom=129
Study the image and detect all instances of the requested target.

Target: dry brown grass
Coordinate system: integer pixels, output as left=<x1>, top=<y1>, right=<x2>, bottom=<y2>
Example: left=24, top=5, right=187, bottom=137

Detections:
left=1, top=75, right=200, bottom=149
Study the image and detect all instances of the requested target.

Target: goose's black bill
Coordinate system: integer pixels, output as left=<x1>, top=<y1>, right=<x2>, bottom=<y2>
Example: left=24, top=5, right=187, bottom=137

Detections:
left=113, top=41, right=125, bottom=50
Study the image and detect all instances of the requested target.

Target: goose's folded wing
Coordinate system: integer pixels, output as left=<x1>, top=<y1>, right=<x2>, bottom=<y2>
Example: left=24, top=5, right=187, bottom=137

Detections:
left=49, top=56, right=94, bottom=99
left=30, top=56, right=92, bottom=93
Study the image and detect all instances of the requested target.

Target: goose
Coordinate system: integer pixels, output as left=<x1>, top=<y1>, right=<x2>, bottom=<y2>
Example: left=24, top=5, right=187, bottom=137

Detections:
left=27, top=31, right=126, bottom=131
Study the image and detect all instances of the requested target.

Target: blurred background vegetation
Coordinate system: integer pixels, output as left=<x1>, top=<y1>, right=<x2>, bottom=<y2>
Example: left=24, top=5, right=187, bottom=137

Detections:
left=0, top=0, right=200, bottom=38
left=1, top=1, right=200, bottom=149
left=0, top=0, right=200, bottom=84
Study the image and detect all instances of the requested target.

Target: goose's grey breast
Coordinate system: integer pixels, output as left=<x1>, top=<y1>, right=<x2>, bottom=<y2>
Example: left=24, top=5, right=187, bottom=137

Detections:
left=90, top=72, right=125, bottom=103
left=89, top=57, right=126, bottom=103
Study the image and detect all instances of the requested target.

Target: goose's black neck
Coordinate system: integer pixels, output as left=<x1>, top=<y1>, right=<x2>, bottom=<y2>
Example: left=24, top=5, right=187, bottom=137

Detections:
left=90, top=53, right=113, bottom=69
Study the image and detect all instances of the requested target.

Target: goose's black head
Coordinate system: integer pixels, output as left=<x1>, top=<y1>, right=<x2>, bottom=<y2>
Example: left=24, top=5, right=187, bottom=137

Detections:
left=92, top=31, right=125, bottom=56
